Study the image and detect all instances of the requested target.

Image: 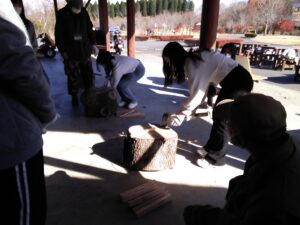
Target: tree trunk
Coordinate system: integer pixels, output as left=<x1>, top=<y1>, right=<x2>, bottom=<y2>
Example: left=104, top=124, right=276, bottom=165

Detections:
left=124, top=124, right=178, bottom=171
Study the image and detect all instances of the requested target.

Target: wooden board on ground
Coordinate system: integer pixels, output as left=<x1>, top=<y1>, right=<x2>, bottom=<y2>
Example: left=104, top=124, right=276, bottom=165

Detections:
left=118, top=108, right=145, bottom=118
left=120, top=180, right=172, bottom=217
left=123, top=123, right=178, bottom=171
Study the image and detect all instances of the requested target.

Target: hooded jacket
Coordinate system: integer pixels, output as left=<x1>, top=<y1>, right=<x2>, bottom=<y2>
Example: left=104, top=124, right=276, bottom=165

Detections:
left=0, top=0, right=56, bottom=169
left=55, top=3, right=95, bottom=61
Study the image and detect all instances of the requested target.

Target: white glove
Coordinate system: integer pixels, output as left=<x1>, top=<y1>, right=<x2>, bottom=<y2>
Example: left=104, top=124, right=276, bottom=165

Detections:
left=166, top=113, right=186, bottom=127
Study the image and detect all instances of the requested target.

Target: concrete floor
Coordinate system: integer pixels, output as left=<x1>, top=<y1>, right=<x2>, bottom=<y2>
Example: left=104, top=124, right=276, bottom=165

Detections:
left=40, top=51, right=300, bottom=225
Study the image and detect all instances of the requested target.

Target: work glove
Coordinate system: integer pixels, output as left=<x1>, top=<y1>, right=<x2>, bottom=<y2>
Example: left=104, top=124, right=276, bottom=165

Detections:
left=165, top=113, right=186, bottom=127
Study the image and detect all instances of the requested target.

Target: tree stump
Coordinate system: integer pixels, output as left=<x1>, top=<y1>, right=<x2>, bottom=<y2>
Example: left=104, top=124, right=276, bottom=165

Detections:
left=80, top=87, right=117, bottom=117
left=124, top=124, right=178, bottom=171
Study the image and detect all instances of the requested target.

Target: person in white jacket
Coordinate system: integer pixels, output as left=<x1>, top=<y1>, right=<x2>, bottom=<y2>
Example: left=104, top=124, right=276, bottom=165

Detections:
left=162, top=42, right=253, bottom=167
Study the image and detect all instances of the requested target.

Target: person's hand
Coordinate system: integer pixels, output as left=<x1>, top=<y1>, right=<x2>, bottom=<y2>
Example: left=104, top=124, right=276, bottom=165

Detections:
left=166, top=113, right=185, bottom=127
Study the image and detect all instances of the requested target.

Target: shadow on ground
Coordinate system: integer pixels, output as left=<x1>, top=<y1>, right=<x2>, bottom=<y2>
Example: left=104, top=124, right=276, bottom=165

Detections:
left=45, top=156, right=227, bottom=225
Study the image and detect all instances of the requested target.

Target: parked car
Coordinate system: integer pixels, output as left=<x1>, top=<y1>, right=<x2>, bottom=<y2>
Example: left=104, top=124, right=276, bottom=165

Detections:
left=36, top=33, right=57, bottom=58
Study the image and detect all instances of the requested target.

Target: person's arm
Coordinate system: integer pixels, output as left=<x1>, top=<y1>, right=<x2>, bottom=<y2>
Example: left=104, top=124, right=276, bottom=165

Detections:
left=0, top=18, right=56, bottom=124
left=180, top=58, right=211, bottom=116
left=54, top=11, right=66, bottom=58
left=84, top=9, right=96, bottom=46
left=27, top=20, right=38, bottom=51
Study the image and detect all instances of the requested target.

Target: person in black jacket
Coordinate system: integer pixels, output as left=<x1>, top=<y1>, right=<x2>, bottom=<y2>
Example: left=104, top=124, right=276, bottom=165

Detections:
left=55, top=0, right=96, bottom=106
left=183, top=93, right=300, bottom=225
left=11, top=0, right=38, bottom=51
left=0, top=1, right=58, bottom=224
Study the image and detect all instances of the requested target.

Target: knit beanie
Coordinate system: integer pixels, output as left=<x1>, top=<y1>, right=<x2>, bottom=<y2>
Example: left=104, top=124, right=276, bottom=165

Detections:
left=229, top=93, right=287, bottom=143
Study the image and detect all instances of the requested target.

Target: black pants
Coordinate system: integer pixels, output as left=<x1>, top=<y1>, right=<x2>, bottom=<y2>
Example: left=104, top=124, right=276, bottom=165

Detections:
left=0, top=150, right=47, bottom=225
left=204, top=65, right=253, bottom=165
left=64, top=59, right=94, bottom=95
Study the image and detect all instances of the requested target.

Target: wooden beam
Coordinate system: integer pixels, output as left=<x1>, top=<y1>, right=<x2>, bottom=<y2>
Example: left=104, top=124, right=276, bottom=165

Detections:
left=84, top=0, right=92, bottom=9
left=53, top=0, right=58, bottom=18
left=199, top=0, right=220, bottom=50
left=98, top=0, right=110, bottom=51
left=127, top=0, right=136, bottom=57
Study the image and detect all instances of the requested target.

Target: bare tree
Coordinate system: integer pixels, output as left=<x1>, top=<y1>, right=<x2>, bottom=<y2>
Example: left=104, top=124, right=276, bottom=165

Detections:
left=253, top=0, right=286, bottom=35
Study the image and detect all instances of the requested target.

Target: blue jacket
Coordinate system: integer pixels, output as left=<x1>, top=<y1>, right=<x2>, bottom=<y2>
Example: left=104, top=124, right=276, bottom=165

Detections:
left=0, top=17, right=56, bottom=169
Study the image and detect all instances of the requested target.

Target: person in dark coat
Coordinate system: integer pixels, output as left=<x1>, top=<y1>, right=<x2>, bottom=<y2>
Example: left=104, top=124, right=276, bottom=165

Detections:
left=55, top=0, right=96, bottom=106
left=183, top=93, right=300, bottom=225
left=0, top=1, right=58, bottom=224
left=11, top=0, right=38, bottom=50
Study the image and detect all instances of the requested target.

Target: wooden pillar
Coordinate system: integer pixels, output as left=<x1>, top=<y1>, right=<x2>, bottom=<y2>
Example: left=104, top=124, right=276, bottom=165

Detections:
left=53, top=0, right=58, bottom=18
left=199, top=0, right=220, bottom=50
left=98, top=0, right=110, bottom=51
left=127, top=0, right=136, bottom=57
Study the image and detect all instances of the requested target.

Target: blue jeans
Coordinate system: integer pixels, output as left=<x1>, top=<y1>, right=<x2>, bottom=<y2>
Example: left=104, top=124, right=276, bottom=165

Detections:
left=117, top=61, right=145, bottom=103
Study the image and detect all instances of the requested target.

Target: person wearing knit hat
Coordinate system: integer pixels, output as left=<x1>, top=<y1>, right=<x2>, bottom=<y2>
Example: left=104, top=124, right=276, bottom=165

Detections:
left=183, top=93, right=300, bottom=225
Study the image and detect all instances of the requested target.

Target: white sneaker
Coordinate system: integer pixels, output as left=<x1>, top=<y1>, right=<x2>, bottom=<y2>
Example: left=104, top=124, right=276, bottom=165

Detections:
left=196, top=147, right=208, bottom=157
left=196, top=158, right=211, bottom=168
left=118, top=101, right=126, bottom=107
left=128, top=101, right=138, bottom=109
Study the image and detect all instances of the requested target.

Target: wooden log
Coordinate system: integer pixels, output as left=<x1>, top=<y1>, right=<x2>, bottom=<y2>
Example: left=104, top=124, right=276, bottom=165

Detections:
left=123, top=124, right=178, bottom=171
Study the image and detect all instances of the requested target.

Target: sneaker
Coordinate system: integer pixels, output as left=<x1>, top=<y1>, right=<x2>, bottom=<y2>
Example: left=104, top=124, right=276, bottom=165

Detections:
left=196, top=147, right=208, bottom=158
left=196, top=158, right=211, bottom=168
left=128, top=101, right=138, bottom=109
left=118, top=101, right=127, bottom=107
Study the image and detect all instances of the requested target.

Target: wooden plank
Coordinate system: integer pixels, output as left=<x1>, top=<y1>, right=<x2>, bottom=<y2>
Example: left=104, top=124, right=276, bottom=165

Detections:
left=120, top=181, right=157, bottom=202
left=127, top=188, right=163, bottom=207
left=132, top=191, right=172, bottom=217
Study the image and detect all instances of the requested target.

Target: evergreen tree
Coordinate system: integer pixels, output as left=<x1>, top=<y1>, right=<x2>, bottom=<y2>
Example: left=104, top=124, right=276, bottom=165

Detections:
left=114, top=2, right=120, bottom=17
left=188, top=0, right=194, bottom=12
left=177, top=0, right=183, bottom=12
left=169, top=0, right=175, bottom=14
left=163, top=0, right=168, bottom=12
left=182, top=0, right=188, bottom=12
left=174, top=0, right=178, bottom=13
left=149, top=0, right=157, bottom=16
left=157, top=0, right=163, bottom=15
left=120, top=1, right=127, bottom=17
left=109, top=3, right=115, bottom=18
left=141, top=0, right=148, bottom=16
left=135, top=0, right=141, bottom=13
